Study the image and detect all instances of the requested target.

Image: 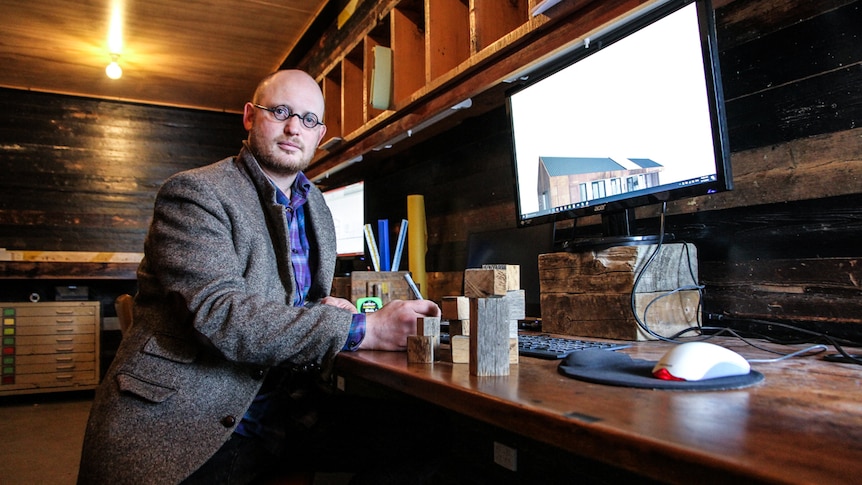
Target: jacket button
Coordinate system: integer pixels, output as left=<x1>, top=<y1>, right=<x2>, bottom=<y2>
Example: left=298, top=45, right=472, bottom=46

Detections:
left=220, top=415, right=237, bottom=428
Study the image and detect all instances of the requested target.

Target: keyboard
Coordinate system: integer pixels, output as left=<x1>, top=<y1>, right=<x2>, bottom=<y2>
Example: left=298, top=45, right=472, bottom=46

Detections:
left=517, top=334, right=631, bottom=359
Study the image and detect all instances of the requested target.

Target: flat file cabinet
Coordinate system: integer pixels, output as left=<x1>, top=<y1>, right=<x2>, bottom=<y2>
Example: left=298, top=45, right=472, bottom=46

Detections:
left=1, top=301, right=100, bottom=396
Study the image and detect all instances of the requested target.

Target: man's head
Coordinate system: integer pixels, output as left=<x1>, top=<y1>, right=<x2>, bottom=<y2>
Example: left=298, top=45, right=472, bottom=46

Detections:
left=243, top=70, right=327, bottom=180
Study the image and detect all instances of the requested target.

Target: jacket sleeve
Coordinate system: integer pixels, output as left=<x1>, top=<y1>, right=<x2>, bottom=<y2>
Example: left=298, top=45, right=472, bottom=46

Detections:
left=136, top=168, right=353, bottom=368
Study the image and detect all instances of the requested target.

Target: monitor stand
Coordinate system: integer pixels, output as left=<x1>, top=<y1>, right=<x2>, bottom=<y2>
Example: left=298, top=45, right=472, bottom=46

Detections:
left=562, top=208, right=666, bottom=252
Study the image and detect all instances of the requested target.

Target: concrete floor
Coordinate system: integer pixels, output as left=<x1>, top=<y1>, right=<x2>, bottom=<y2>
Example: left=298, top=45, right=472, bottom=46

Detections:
left=0, top=390, right=353, bottom=485
left=0, top=390, right=93, bottom=484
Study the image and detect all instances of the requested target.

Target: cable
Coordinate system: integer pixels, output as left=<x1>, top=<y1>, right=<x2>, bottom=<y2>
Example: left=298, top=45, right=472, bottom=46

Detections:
left=629, top=201, right=705, bottom=343
left=747, top=344, right=829, bottom=363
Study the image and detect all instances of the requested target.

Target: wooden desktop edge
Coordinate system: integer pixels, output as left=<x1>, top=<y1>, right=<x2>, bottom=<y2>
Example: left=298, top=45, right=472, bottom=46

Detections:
left=333, top=337, right=862, bottom=485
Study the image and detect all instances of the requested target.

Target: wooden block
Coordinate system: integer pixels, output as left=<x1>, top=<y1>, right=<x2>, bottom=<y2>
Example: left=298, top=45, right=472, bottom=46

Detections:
left=469, top=297, right=510, bottom=376
left=538, top=244, right=698, bottom=294
left=417, top=316, right=441, bottom=351
left=407, top=335, right=435, bottom=363
left=509, top=320, right=519, bottom=339
left=538, top=243, right=699, bottom=341
left=451, top=335, right=470, bottom=364
left=509, top=337, right=519, bottom=364
left=417, top=316, right=441, bottom=337
left=503, top=289, right=525, bottom=321
left=442, top=295, right=470, bottom=320
left=482, top=264, right=520, bottom=291
left=449, top=319, right=469, bottom=336
left=464, top=268, right=508, bottom=298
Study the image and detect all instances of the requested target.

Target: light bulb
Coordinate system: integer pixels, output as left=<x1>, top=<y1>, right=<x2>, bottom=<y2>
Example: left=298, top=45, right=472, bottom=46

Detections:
left=106, top=56, right=122, bottom=80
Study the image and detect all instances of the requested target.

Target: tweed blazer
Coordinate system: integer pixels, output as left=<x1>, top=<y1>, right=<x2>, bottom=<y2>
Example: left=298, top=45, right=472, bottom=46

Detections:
left=77, top=144, right=355, bottom=484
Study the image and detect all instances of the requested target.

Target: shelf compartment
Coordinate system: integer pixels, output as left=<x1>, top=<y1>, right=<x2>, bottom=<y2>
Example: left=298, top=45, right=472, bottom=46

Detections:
left=321, top=64, right=344, bottom=148
left=471, top=0, right=530, bottom=53
left=391, top=0, right=426, bottom=108
left=426, top=0, right=471, bottom=82
left=365, top=16, right=392, bottom=119
left=342, top=45, right=365, bottom=136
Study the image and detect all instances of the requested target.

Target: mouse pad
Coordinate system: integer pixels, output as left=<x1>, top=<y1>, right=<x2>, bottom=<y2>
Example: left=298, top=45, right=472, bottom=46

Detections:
left=558, top=349, right=764, bottom=391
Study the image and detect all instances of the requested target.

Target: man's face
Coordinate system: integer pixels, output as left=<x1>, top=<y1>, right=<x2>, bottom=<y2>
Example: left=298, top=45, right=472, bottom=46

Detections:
left=243, top=71, right=327, bottom=176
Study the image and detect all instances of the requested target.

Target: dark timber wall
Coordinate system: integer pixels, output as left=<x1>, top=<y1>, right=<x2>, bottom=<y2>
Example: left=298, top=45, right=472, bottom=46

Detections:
left=0, top=0, right=859, bottom=340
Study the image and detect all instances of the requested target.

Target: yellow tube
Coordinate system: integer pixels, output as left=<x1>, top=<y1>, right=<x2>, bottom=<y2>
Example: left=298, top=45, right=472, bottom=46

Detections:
left=407, top=194, right=427, bottom=299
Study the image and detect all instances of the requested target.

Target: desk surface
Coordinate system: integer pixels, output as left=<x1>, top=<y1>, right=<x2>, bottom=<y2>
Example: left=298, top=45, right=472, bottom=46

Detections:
left=334, top=336, right=862, bottom=484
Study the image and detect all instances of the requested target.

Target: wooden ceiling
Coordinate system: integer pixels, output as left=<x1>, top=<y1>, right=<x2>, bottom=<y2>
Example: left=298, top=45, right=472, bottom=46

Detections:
left=0, top=0, right=330, bottom=113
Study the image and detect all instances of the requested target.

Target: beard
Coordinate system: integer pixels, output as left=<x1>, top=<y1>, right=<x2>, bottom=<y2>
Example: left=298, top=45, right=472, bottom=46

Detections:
left=248, top=129, right=311, bottom=176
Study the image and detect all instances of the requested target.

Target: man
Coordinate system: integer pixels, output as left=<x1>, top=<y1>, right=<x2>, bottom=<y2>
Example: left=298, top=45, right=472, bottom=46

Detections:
left=78, top=70, right=441, bottom=484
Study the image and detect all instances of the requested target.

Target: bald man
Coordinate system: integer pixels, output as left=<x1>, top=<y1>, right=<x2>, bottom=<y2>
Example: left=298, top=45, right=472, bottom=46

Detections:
left=78, top=70, right=442, bottom=484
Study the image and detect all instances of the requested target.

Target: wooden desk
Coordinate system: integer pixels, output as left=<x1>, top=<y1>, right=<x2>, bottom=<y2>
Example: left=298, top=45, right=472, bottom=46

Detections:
left=333, top=337, right=862, bottom=484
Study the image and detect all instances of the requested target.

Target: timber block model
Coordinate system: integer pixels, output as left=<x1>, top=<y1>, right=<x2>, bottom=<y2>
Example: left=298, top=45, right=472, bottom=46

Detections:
left=539, top=243, right=700, bottom=341
left=1, top=301, right=101, bottom=396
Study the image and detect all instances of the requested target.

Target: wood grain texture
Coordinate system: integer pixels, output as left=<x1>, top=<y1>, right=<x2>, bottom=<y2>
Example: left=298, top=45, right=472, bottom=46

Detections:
left=336, top=337, right=862, bottom=484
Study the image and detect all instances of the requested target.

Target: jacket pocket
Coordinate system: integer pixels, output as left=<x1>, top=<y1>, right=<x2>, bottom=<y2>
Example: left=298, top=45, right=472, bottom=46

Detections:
left=115, top=332, right=198, bottom=402
left=116, top=372, right=177, bottom=403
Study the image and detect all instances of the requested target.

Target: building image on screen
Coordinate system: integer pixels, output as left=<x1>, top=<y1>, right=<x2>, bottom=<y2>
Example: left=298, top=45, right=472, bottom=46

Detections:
left=321, top=181, right=365, bottom=257
left=506, top=0, right=731, bottom=241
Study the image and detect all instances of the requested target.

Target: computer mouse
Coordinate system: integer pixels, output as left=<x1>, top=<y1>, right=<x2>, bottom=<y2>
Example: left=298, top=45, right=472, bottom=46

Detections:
left=652, top=341, right=750, bottom=381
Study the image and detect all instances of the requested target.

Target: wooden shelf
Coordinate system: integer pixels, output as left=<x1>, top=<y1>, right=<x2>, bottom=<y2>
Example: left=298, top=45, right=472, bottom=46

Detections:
left=307, top=0, right=653, bottom=180
left=0, top=261, right=138, bottom=280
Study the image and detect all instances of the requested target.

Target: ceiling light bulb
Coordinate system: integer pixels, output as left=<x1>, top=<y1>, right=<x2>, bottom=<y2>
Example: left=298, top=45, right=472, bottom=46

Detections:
left=106, top=55, right=122, bottom=80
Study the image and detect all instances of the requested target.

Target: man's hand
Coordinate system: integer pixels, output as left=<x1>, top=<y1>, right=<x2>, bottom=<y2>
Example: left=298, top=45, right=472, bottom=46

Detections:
left=361, top=299, right=441, bottom=351
left=320, top=296, right=359, bottom=313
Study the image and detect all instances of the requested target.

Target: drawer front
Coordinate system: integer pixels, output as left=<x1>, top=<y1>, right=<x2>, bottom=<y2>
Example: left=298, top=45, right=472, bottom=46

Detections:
left=7, top=303, right=98, bottom=317
left=16, top=334, right=95, bottom=346
left=13, top=321, right=95, bottom=336
left=12, top=352, right=95, bottom=366
left=8, top=371, right=98, bottom=386
left=15, top=315, right=97, bottom=327
left=13, top=341, right=95, bottom=356
left=14, top=360, right=96, bottom=375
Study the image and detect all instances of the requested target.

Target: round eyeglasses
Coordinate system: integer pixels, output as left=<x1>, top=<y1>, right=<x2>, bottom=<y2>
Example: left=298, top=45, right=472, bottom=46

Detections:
left=252, top=104, right=324, bottom=129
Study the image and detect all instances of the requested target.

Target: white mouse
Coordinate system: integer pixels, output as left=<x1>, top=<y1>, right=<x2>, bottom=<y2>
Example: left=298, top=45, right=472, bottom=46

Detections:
left=652, top=341, right=750, bottom=381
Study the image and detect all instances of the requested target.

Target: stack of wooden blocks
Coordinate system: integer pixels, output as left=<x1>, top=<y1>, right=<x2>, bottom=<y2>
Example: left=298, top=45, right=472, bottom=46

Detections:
left=409, top=264, right=523, bottom=376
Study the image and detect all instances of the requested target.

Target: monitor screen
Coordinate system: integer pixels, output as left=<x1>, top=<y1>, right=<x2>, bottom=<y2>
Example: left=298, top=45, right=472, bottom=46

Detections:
left=321, top=181, right=365, bottom=257
left=507, top=0, right=731, bottom=241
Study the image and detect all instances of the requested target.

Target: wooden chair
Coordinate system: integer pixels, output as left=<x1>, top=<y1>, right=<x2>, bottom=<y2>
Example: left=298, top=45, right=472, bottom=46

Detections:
left=114, top=293, right=134, bottom=335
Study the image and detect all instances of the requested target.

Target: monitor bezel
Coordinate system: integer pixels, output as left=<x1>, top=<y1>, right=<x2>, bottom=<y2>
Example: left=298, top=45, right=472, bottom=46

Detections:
left=506, top=0, right=732, bottom=231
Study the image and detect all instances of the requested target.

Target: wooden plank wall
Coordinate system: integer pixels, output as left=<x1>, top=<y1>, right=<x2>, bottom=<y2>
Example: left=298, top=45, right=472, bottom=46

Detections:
left=0, top=0, right=858, bottom=340
left=0, top=90, right=246, bottom=252
left=360, top=0, right=862, bottom=337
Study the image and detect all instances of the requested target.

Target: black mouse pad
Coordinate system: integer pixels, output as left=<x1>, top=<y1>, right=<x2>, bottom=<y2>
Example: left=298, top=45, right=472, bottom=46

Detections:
left=558, top=349, right=764, bottom=391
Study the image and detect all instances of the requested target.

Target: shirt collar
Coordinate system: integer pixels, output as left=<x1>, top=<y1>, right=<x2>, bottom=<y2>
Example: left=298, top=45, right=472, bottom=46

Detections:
left=272, top=172, right=311, bottom=208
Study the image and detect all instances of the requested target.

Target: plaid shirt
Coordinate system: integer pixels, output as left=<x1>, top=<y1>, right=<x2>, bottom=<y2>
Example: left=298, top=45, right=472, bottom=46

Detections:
left=236, top=172, right=365, bottom=453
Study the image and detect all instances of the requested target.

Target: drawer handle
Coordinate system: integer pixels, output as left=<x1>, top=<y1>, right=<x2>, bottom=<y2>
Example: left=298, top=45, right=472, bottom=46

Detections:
left=56, top=347, right=75, bottom=353
left=56, top=365, right=76, bottom=371
left=56, top=357, right=74, bottom=363
left=55, top=337, right=74, bottom=343
left=55, top=375, right=74, bottom=381
left=55, top=319, right=75, bottom=324
left=54, top=310, right=75, bottom=315
left=55, top=327, right=75, bottom=333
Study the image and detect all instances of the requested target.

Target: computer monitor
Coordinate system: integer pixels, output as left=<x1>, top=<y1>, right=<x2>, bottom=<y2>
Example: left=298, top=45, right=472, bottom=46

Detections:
left=507, top=0, right=732, bottom=248
left=321, top=181, right=365, bottom=257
